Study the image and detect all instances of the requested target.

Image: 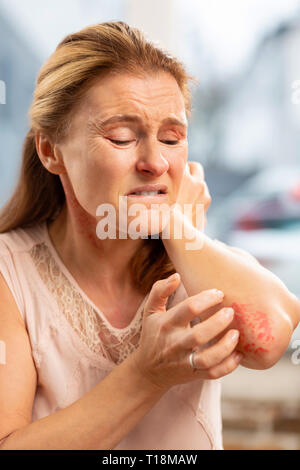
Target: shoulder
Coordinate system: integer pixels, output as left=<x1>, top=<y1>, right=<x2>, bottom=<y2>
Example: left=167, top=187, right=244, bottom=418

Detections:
left=0, top=223, right=45, bottom=258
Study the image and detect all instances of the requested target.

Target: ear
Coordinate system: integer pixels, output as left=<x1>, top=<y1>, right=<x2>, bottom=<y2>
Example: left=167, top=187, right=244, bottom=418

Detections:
left=35, top=131, right=66, bottom=175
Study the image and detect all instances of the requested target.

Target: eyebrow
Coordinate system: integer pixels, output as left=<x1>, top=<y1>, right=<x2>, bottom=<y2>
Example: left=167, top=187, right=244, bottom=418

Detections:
left=88, top=113, right=188, bottom=131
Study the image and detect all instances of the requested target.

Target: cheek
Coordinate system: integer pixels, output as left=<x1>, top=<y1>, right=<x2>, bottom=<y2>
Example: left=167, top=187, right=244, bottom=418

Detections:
left=64, top=150, right=116, bottom=215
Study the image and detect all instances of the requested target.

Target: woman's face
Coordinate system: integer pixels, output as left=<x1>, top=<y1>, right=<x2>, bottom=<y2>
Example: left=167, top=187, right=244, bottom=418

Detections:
left=56, top=71, right=188, bottom=237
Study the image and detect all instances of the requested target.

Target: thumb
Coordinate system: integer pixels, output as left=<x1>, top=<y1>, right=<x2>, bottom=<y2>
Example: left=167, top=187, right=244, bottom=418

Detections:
left=143, top=273, right=181, bottom=317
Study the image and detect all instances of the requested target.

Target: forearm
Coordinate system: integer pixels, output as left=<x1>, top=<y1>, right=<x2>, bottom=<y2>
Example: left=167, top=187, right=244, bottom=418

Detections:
left=162, top=210, right=300, bottom=369
left=0, top=352, right=165, bottom=450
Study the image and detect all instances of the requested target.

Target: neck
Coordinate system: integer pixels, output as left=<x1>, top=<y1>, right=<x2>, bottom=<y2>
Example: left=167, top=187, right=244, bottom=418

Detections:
left=47, top=198, right=145, bottom=293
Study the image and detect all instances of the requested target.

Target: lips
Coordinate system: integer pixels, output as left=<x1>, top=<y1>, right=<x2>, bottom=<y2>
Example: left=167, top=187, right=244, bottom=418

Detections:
left=127, top=193, right=168, bottom=199
left=126, top=184, right=168, bottom=195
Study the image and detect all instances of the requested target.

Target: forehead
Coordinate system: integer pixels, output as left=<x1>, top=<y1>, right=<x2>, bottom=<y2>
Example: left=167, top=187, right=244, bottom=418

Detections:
left=81, top=72, right=187, bottom=124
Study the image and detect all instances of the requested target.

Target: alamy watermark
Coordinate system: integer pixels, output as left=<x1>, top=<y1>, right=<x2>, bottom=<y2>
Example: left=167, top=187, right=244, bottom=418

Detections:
left=0, top=80, right=6, bottom=104
left=291, top=339, right=300, bottom=365
left=95, top=198, right=205, bottom=250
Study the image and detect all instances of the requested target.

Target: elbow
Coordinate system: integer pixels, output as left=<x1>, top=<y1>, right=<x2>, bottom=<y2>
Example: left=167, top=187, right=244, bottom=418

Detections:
left=288, top=294, right=300, bottom=330
left=255, top=286, right=300, bottom=369
left=263, top=299, right=299, bottom=369
left=255, top=336, right=291, bottom=370
left=239, top=337, right=291, bottom=370
left=238, top=306, right=295, bottom=370
left=270, top=276, right=300, bottom=330
left=230, top=279, right=300, bottom=370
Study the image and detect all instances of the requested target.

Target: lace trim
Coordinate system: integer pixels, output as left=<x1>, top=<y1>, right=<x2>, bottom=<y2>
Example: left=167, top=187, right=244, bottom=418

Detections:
left=29, top=242, right=145, bottom=365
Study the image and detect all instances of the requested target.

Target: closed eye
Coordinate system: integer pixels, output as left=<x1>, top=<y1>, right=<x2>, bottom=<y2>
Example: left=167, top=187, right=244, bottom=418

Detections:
left=109, top=139, right=133, bottom=145
left=108, top=139, right=180, bottom=146
left=162, top=140, right=179, bottom=145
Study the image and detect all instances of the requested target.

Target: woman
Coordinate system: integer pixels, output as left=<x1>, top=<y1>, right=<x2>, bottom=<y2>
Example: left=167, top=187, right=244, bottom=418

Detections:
left=0, top=21, right=299, bottom=451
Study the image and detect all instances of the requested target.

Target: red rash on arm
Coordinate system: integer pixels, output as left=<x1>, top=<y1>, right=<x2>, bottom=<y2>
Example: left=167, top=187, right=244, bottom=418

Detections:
left=230, top=302, right=275, bottom=356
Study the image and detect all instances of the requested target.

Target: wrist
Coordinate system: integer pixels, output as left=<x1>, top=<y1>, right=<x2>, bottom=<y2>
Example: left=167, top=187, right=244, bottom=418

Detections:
left=125, top=349, right=169, bottom=398
left=160, top=204, right=207, bottom=252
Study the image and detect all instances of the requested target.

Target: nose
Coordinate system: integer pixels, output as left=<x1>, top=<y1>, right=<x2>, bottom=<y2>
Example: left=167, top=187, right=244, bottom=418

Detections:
left=136, top=138, right=169, bottom=177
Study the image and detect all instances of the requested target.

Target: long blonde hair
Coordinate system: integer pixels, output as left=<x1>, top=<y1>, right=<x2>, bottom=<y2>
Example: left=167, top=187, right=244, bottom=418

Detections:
left=0, top=21, right=196, bottom=294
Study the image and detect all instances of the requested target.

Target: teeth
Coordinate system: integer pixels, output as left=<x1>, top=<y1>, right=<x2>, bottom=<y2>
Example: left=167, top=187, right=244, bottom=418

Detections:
left=132, top=191, right=160, bottom=196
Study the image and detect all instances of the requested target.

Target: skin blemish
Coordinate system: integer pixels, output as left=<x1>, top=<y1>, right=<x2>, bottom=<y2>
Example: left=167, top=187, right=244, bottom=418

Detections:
left=254, top=347, right=269, bottom=354
left=230, top=302, right=275, bottom=356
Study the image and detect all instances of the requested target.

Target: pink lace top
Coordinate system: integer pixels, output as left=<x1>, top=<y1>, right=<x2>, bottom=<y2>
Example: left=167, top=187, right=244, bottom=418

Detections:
left=0, top=221, right=223, bottom=449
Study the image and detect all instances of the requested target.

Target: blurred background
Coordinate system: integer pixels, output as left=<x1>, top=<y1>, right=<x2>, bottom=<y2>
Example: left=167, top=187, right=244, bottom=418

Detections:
left=0, top=0, right=300, bottom=450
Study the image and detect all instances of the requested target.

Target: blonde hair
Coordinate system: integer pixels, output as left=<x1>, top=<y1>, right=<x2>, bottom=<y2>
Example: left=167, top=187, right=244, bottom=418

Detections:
left=0, top=21, right=196, bottom=294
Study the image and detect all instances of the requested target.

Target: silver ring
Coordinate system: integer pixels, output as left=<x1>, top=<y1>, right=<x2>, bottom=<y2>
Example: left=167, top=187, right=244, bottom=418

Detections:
left=189, top=350, right=198, bottom=370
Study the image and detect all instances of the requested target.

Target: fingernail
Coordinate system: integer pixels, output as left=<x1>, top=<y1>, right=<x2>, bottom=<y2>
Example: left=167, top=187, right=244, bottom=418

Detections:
left=233, top=352, right=243, bottom=362
left=223, top=307, right=234, bottom=319
left=230, top=330, right=239, bottom=342
left=167, top=273, right=179, bottom=283
left=214, top=289, right=224, bottom=298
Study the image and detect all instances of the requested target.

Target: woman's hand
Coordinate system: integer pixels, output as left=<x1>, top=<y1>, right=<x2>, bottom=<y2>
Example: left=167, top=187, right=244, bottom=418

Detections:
left=174, top=161, right=211, bottom=230
left=131, top=273, right=242, bottom=392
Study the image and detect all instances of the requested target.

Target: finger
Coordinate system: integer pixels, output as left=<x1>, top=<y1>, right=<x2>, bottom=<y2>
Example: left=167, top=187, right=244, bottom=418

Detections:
left=206, top=350, right=243, bottom=379
left=197, top=181, right=206, bottom=195
left=184, top=162, right=191, bottom=175
left=180, top=306, right=235, bottom=349
left=143, top=272, right=181, bottom=317
left=188, top=161, right=204, bottom=180
left=166, top=288, right=225, bottom=327
left=202, top=182, right=211, bottom=210
left=189, top=329, right=240, bottom=370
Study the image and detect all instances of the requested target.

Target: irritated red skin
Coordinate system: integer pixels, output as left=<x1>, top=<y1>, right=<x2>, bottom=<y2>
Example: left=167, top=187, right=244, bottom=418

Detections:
left=230, top=302, right=275, bottom=356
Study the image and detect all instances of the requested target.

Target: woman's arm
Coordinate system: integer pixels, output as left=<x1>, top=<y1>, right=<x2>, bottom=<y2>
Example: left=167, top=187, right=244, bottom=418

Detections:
left=161, top=208, right=300, bottom=370
left=0, top=272, right=165, bottom=450
left=1, top=270, right=243, bottom=450
left=0, top=350, right=165, bottom=450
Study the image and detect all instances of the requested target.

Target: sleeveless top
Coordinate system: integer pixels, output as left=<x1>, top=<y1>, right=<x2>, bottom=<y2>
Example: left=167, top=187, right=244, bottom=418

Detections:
left=0, top=221, right=223, bottom=450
